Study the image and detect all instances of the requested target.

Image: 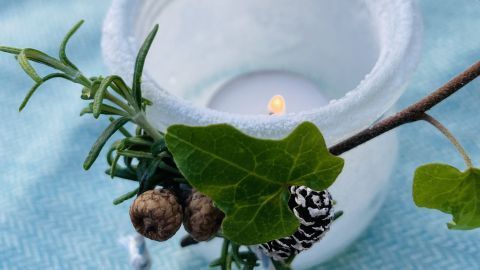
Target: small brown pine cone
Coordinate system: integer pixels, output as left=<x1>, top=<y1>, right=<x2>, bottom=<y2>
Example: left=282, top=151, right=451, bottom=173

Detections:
left=183, top=189, right=224, bottom=241
left=129, top=189, right=183, bottom=242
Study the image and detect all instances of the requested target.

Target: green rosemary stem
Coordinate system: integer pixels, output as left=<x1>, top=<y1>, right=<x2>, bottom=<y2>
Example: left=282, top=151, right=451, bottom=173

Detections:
left=220, top=239, right=230, bottom=270
left=422, top=113, right=474, bottom=168
left=284, top=254, right=296, bottom=266
left=333, top=210, right=344, bottom=221
left=105, top=92, right=135, bottom=115
left=112, top=187, right=139, bottom=205
left=76, top=74, right=92, bottom=88
left=133, top=112, right=164, bottom=142
left=66, top=68, right=91, bottom=88
left=0, top=46, right=91, bottom=87
left=225, top=253, right=233, bottom=270
left=56, top=64, right=90, bottom=87
left=172, top=177, right=188, bottom=184
left=158, top=162, right=180, bottom=175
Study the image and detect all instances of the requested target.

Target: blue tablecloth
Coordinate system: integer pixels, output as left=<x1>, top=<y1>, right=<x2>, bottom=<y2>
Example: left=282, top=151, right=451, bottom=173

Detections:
left=1, top=1, right=480, bottom=269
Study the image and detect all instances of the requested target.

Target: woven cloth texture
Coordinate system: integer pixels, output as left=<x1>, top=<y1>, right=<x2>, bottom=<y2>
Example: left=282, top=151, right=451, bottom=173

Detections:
left=1, top=0, right=480, bottom=269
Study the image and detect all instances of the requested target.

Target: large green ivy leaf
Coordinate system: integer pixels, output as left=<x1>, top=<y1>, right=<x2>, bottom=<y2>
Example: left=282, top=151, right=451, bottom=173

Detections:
left=165, top=122, right=344, bottom=245
left=413, top=164, right=480, bottom=230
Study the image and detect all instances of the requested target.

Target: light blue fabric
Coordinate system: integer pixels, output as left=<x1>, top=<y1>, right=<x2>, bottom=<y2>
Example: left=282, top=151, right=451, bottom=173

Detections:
left=1, top=1, right=480, bottom=269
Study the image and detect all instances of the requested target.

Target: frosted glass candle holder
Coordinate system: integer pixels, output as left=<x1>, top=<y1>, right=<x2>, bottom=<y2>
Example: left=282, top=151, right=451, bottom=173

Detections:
left=102, top=0, right=422, bottom=268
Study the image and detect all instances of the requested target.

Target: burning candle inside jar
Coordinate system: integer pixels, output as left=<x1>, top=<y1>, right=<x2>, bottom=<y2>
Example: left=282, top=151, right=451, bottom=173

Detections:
left=207, top=71, right=329, bottom=115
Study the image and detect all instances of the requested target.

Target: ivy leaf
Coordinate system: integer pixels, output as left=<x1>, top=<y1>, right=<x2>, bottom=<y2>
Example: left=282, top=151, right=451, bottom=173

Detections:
left=165, top=122, right=344, bottom=245
left=413, top=164, right=480, bottom=230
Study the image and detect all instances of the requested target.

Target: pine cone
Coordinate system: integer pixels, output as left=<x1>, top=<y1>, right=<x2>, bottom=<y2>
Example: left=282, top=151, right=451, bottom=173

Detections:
left=129, top=189, right=183, bottom=241
left=259, top=186, right=334, bottom=261
left=183, top=189, right=224, bottom=241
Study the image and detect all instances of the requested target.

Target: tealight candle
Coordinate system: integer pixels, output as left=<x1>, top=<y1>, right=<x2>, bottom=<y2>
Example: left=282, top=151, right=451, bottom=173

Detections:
left=207, top=71, right=329, bottom=115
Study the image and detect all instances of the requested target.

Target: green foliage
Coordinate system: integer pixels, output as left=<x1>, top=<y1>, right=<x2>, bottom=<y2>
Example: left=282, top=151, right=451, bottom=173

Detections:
left=165, top=122, right=344, bottom=244
left=93, top=78, right=113, bottom=118
left=18, top=49, right=42, bottom=82
left=83, top=116, right=131, bottom=170
left=132, top=24, right=159, bottom=109
left=2, top=20, right=166, bottom=177
left=59, top=20, right=84, bottom=70
left=113, top=187, right=139, bottom=205
left=79, top=102, right=127, bottom=117
left=19, top=73, right=72, bottom=111
left=96, top=76, right=136, bottom=105
left=413, top=164, right=480, bottom=229
left=210, top=239, right=261, bottom=270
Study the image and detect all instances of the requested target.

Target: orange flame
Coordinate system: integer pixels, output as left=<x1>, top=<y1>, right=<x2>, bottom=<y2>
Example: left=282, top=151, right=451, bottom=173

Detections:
left=268, top=95, right=286, bottom=115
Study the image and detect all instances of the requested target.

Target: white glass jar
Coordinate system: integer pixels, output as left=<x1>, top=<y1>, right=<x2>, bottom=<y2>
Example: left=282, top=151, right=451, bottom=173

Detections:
left=102, top=0, right=422, bottom=268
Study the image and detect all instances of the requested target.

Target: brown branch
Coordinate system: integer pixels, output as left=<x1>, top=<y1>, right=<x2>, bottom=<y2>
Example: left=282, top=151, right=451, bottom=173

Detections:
left=329, top=60, right=480, bottom=156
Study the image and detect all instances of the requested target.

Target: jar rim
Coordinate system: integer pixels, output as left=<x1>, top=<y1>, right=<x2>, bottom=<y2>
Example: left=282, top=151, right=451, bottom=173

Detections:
left=102, top=0, right=422, bottom=142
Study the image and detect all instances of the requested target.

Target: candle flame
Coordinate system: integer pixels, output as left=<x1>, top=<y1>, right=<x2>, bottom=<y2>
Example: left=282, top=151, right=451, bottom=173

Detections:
left=268, top=95, right=286, bottom=115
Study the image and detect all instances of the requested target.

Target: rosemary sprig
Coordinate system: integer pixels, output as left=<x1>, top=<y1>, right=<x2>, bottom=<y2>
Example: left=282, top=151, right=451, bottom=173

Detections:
left=0, top=21, right=174, bottom=202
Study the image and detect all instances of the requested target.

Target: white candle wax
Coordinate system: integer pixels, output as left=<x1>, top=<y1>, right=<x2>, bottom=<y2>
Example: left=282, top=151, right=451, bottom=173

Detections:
left=207, top=71, right=329, bottom=114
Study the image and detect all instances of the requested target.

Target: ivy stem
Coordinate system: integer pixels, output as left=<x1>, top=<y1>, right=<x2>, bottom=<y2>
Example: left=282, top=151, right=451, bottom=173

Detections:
left=329, top=60, right=480, bottom=156
left=422, top=114, right=473, bottom=168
